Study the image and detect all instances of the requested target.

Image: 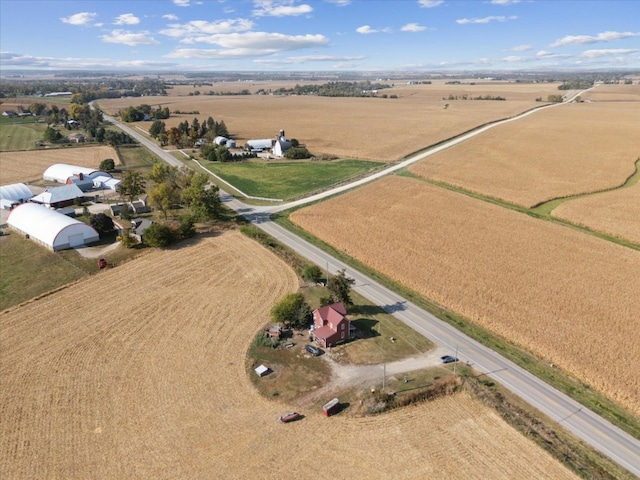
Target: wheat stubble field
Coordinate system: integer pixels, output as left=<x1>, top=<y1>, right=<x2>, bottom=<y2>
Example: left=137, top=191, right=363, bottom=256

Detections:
left=98, top=80, right=559, bottom=162
left=0, top=145, right=119, bottom=184
left=0, top=230, right=577, bottom=479
left=408, top=101, right=640, bottom=207
left=290, top=176, right=640, bottom=416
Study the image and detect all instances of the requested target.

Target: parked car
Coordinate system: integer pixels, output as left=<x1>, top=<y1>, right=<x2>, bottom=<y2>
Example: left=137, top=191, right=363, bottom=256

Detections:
left=98, top=258, right=107, bottom=269
left=278, top=411, right=301, bottom=423
left=305, top=344, right=323, bottom=356
left=441, top=355, right=458, bottom=364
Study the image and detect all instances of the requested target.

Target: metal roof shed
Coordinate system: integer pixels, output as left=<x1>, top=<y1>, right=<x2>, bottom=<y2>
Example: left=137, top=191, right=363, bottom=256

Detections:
left=7, top=203, right=99, bottom=251
left=0, top=183, right=34, bottom=203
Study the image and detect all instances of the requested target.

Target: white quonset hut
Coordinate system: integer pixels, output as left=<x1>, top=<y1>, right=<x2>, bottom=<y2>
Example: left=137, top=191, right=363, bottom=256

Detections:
left=7, top=203, right=99, bottom=251
left=43, top=163, right=119, bottom=191
left=0, top=183, right=34, bottom=209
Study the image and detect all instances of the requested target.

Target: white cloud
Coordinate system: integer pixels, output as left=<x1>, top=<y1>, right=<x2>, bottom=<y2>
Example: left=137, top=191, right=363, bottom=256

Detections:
left=356, top=25, right=376, bottom=34
left=536, top=50, right=553, bottom=57
left=252, top=1, right=313, bottom=17
left=0, top=51, right=176, bottom=70
left=60, top=12, right=98, bottom=26
left=418, top=0, right=444, bottom=7
left=401, top=23, right=427, bottom=32
left=255, top=54, right=365, bottom=64
left=551, top=31, right=640, bottom=47
left=172, top=0, right=191, bottom=7
left=160, top=19, right=254, bottom=38
left=580, top=48, right=638, bottom=58
left=511, top=44, right=532, bottom=52
left=114, top=14, right=140, bottom=25
left=167, top=31, right=328, bottom=56
left=491, top=0, right=521, bottom=4
left=325, top=0, right=351, bottom=5
left=101, top=30, right=160, bottom=46
left=356, top=25, right=392, bottom=35
left=457, top=15, right=517, bottom=25
left=163, top=14, right=178, bottom=21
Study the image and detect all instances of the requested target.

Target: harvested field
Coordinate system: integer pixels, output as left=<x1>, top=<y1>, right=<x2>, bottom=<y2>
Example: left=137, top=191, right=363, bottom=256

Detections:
left=581, top=83, right=640, bottom=102
left=97, top=81, right=559, bottom=162
left=290, top=176, right=640, bottom=416
left=0, top=145, right=119, bottom=184
left=552, top=178, right=640, bottom=245
left=408, top=101, right=640, bottom=207
left=0, top=230, right=577, bottom=479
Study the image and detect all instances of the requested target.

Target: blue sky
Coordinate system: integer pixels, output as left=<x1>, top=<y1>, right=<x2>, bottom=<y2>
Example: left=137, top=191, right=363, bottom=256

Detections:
left=1, top=0, right=639, bottom=72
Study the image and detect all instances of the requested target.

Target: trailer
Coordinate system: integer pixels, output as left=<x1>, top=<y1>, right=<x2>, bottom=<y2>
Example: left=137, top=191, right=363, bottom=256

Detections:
left=322, top=398, right=340, bottom=417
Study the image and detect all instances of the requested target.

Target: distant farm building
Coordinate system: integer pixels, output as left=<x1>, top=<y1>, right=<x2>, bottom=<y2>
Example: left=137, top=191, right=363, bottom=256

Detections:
left=7, top=203, right=99, bottom=251
left=30, top=184, right=84, bottom=209
left=43, top=163, right=120, bottom=191
left=0, top=183, right=34, bottom=210
left=246, top=129, right=292, bottom=157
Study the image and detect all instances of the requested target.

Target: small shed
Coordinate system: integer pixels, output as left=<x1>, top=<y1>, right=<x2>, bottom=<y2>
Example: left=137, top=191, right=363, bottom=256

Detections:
left=255, top=365, right=271, bottom=377
left=322, top=398, right=341, bottom=417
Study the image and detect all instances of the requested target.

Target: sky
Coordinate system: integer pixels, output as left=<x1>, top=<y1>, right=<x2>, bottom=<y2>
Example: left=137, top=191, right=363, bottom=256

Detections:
left=1, top=0, right=639, bottom=72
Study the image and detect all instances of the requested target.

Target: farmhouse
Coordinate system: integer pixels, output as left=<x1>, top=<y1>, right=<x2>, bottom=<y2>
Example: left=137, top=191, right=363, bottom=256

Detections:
left=30, top=184, right=84, bottom=209
left=0, top=183, right=34, bottom=210
left=311, top=302, right=351, bottom=348
left=7, top=202, right=99, bottom=251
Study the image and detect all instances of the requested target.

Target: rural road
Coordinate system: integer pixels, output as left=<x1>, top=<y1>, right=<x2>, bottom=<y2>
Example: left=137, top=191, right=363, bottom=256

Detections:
left=101, top=89, right=640, bottom=477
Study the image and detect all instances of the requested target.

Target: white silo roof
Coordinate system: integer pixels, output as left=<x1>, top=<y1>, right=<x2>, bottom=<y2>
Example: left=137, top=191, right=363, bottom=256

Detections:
left=43, top=163, right=111, bottom=183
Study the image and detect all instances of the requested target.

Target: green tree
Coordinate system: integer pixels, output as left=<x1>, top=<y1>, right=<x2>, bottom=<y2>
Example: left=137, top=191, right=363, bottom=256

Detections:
left=149, top=120, right=166, bottom=139
left=284, top=147, right=311, bottom=159
left=43, top=126, right=62, bottom=143
left=117, top=229, right=138, bottom=248
left=302, top=264, right=323, bottom=283
left=28, top=102, right=46, bottom=116
left=99, top=158, right=116, bottom=171
left=182, top=173, right=221, bottom=220
left=90, top=213, right=115, bottom=236
left=117, top=171, right=146, bottom=203
left=327, top=269, right=355, bottom=307
left=143, top=222, right=175, bottom=248
left=149, top=181, right=175, bottom=219
left=270, top=292, right=311, bottom=328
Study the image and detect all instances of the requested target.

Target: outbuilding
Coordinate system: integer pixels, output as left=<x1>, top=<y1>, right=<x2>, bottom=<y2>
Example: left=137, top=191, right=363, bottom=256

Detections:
left=30, top=184, right=84, bottom=209
left=43, top=163, right=111, bottom=185
left=7, top=202, right=99, bottom=251
left=0, top=183, right=34, bottom=210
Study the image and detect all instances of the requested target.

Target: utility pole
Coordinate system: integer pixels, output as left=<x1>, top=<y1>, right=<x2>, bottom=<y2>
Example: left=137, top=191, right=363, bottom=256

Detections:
left=382, top=364, right=386, bottom=391
left=454, top=345, right=459, bottom=375
left=326, top=260, right=329, bottom=287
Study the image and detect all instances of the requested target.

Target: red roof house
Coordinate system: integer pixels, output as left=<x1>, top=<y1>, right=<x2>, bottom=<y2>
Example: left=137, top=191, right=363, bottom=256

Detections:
left=311, top=302, right=350, bottom=348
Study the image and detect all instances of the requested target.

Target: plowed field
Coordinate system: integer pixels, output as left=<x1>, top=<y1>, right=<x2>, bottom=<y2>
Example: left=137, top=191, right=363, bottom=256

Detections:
left=290, top=176, right=640, bottom=415
left=0, top=230, right=576, bottom=479
left=0, top=146, right=119, bottom=184
left=97, top=81, right=558, bottom=162
left=408, top=102, right=640, bottom=207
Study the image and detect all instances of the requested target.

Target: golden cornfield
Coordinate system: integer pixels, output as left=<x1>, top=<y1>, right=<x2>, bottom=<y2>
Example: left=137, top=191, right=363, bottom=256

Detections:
left=552, top=180, right=640, bottom=245
left=0, top=145, right=119, bottom=185
left=0, top=230, right=578, bottom=479
left=97, top=80, right=559, bottom=162
left=290, top=176, right=640, bottom=416
left=408, top=101, right=640, bottom=208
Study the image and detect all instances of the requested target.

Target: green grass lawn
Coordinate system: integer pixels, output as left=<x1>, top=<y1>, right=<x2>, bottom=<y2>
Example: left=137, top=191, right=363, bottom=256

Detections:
left=202, top=158, right=383, bottom=200
left=0, top=232, right=89, bottom=311
left=0, top=122, right=48, bottom=151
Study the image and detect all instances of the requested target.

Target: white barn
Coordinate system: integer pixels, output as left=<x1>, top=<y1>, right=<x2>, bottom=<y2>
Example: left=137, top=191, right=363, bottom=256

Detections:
left=0, top=183, right=34, bottom=210
left=43, top=163, right=111, bottom=185
left=7, top=203, right=99, bottom=251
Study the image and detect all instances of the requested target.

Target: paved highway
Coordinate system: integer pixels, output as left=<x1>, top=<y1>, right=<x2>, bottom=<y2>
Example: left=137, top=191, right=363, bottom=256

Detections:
left=101, top=93, right=640, bottom=476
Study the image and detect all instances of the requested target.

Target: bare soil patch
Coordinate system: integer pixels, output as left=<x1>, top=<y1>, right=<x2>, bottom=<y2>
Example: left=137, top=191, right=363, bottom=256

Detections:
left=408, top=101, right=640, bottom=207
left=0, top=230, right=576, bottom=479
left=290, top=176, right=640, bottom=416
left=0, top=145, right=119, bottom=184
